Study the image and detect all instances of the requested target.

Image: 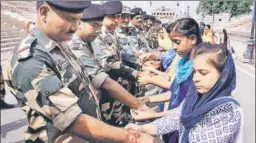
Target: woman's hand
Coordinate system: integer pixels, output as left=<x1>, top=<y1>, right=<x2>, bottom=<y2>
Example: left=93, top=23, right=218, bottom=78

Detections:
left=139, top=53, right=152, bottom=64
left=143, top=61, right=161, bottom=69
left=131, top=107, right=157, bottom=121
left=142, top=65, right=156, bottom=73
left=137, top=96, right=150, bottom=104
left=138, top=73, right=152, bottom=86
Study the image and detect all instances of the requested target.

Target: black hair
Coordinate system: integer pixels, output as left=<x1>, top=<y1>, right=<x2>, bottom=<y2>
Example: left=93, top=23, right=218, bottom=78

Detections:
left=205, top=24, right=211, bottom=29
left=195, top=42, right=229, bottom=72
left=166, top=18, right=202, bottom=45
left=223, top=29, right=228, bottom=45
left=200, top=22, right=205, bottom=26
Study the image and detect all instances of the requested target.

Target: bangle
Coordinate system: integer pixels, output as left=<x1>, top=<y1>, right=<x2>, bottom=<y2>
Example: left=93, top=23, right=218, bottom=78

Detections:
left=125, top=128, right=140, bottom=143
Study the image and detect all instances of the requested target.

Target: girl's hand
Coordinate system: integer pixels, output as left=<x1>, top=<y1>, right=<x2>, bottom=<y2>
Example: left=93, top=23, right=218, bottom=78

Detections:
left=142, top=66, right=155, bottom=72
left=144, top=61, right=161, bottom=69
left=139, top=53, right=152, bottom=64
left=131, top=107, right=157, bottom=121
left=138, top=74, right=152, bottom=85
left=137, top=96, right=150, bottom=104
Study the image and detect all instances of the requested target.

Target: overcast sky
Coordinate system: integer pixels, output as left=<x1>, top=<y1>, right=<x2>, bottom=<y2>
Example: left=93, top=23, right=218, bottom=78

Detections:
left=93, top=1, right=200, bottom=17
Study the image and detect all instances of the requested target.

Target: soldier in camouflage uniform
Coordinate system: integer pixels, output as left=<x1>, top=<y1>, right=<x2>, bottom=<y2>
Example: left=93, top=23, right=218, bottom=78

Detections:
left=115, top=7, right=141, bottom=71
left=4, top=1, right=153, bottom=143
left=0, top=64, right=14, bottom=109
left=128, top=8, right=151, bottom=54
left=91, top=1, right=142, bottom=126
left=67, top=4, right=144, bottom=126
left=143, top=14, right=160, bottom=50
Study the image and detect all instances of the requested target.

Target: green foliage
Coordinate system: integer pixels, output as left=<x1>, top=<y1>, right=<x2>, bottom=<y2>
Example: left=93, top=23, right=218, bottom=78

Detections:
left=197, top=1, right=252, bottom=19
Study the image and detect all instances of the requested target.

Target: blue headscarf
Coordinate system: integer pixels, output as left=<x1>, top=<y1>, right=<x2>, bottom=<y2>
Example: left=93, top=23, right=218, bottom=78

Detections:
left=159, top=56, right=194, bottom=111
left=180, top=51, right=239, bottom=143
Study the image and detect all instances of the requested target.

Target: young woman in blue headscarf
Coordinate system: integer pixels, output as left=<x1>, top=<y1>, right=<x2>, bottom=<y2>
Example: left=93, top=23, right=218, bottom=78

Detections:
left=128, top=43, right=243, bottom=143
left=133, top=18, right=203, bottom=143
left=133, top=18, right=202, bottom=119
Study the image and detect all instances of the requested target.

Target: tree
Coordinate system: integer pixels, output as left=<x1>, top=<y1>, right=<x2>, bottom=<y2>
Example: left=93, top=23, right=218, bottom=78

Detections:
left=197, top=1, right=252, bottom=22
left=196, top=1, right=223, bottom=23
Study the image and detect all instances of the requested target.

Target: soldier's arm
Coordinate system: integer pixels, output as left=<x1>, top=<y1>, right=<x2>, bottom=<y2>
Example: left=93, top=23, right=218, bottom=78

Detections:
left=101, top=77, right=141, bottom=109
left=13, top=57, right=146, bottom=142
left=108, top=60, right=139, bottom=80
left=89, top=67, right=141, bottom=110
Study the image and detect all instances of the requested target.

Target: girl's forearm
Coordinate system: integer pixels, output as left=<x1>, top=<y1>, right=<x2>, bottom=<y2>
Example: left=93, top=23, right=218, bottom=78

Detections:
left=149, top=76, right=172, bottom=89
left=148, top=91, right=171, bottom=103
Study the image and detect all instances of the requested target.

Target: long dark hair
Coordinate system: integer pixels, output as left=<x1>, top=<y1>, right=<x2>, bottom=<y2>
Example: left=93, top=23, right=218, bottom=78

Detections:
left=166, top=18, right=202, bottom=45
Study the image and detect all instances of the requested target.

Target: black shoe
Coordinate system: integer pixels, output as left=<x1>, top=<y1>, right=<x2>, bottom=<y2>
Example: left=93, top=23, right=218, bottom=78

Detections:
left=0, top=100, right=15, bottom=109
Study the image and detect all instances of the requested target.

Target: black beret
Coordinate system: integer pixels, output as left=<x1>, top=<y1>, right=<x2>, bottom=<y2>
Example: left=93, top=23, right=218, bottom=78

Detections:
left=46, top=1, right=91, bottom=13
left=144, top=15, right=155, bottom=20
left=154, top=19, right=162, bottom=24
left=103, top=1, right=122, bottom=15
left=81, top=4, right=106, bottom=22
left=130, top=8, right=143, bottom=19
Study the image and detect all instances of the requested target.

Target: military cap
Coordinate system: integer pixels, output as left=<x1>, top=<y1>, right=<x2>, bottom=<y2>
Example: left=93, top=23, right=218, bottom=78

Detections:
left=45, top=1, right=91, bottom=13
left=122, top=6, right=132, bottom=14
left=144, top=15, right=155, bottom=20
left=103, top=1, right=122, bottom=15
left=130, top=7, right=143, bottom=19
left=81, top=4, right=106, bottom=22
left=154, top=19, right=162, bottom=24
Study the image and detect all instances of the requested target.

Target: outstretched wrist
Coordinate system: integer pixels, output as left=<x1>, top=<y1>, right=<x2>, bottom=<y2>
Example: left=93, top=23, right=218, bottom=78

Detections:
left=125, top=128, right=140, bottom=143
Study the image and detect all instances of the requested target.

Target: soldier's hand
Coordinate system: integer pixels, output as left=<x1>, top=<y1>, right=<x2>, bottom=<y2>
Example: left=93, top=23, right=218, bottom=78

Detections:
left=139, top=53, right=152, bottom=64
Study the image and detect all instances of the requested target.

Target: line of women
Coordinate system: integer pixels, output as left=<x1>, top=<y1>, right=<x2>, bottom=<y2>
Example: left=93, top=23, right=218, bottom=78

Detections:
left=126, top=18, right=243, bottom=143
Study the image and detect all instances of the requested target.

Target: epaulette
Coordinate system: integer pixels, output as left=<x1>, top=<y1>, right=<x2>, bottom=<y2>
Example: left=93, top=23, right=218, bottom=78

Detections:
left=15, top=35, right=37, bottom=61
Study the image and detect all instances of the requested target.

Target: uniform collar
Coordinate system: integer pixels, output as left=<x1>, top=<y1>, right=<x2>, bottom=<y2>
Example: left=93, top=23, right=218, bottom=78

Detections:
left=102, top=26, right=116, bottom=35
left=128, top=22, right=139, bottom=32
left=30, top=27, right=60, bottom=52
left=72, top=33, right=87, bottom=45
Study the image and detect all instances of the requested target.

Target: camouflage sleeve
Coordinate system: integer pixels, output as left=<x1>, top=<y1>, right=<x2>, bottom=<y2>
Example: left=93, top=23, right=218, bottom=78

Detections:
left=91, top=38, right=119, bottom=70
left=91, top=38, right=111, bottom=69
left=68, top=42, right=109, bottom=90
left=12, top=57, right=82, bottom=132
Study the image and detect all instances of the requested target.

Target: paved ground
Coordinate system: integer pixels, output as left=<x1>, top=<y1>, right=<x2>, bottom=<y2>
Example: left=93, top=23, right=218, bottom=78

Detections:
left=1, top=38, right=255, bottom=143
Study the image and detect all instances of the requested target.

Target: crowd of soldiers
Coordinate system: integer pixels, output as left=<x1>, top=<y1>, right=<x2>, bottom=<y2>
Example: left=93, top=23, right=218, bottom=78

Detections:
left=1, top=1, right=166, bottom=143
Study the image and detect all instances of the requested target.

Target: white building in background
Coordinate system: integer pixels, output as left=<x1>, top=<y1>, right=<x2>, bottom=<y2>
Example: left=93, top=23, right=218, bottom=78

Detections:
left=151, top=6, right=176, bottom=23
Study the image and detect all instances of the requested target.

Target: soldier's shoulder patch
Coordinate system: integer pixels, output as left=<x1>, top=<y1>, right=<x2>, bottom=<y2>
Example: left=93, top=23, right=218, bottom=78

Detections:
left=16, top=35, right=37, bottom=61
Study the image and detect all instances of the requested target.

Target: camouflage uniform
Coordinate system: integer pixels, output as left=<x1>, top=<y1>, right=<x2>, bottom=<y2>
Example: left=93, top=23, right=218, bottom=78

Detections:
left=115, top=27, right=141, bottom=70
left=5, top=27, right=100, bottom=143
left=68, top=34, right=125, bottom=126
left=127, top=22, right=151, bottom=52
left=91, top=26, right=138, bottom=126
